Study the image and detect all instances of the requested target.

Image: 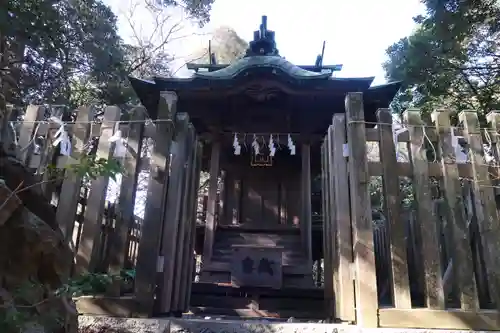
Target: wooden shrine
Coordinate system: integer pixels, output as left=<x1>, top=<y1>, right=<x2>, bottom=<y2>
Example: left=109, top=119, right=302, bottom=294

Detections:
left=130, top=16, right=400, bottom=318
left=8, top=16, right=500, bottom=329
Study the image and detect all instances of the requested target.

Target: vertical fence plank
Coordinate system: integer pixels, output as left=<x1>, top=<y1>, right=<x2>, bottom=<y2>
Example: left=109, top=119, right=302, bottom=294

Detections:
left=320, top=139, right=334, bottom=317
left=177, top=133, right=199, bottom=312
left=16, top=105, right=45, bottom=166
left=160, top=112, right=190, bottom=314
left=36, top=107, right=64, bottom=199
left=301, top=143, right=313, bottom=264
left=56, top=106, right=93, bottom=244
left=202, top=140, right=221, bottom=264
left=345, top=92, right=378, bottom=327
left=377, top=109, right=412, bottom=308
left=331, top=113, right=355, bottom=322
left=432, top=109, right=479, bottom=310
left=461, top=110, right=500, bottom=308
left=486, top=111, right=500, bottom=198
left=404, top=109, right=445, bottom=309
left=108, top=107, right=145, bottom=296
left=184, top=141, right=203, bottom=309
left=76, top=106, right=122, bottom=274
left=135, top=92, right=176, bottom=317
left=172, top=123, right=195, bottom=312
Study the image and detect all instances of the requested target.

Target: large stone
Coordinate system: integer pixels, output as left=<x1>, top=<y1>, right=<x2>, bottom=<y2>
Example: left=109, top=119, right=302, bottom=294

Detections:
left=0, top=153, right=77, bottom=333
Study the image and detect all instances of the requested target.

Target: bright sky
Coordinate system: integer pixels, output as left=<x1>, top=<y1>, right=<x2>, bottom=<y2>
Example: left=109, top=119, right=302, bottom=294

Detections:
left=104, top=0, right=424, bottom=85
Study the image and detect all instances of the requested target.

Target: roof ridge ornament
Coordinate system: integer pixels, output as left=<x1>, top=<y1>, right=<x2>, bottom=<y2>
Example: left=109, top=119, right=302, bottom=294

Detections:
left=245, top=16, right=279, bottom=57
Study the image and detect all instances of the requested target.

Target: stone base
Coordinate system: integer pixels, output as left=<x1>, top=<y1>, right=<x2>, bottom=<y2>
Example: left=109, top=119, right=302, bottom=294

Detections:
left=78, top=316, right=500, bottom=333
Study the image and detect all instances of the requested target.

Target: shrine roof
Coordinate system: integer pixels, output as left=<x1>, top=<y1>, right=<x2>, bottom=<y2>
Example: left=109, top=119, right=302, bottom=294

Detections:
left=128, top=16, right=402, bottom=120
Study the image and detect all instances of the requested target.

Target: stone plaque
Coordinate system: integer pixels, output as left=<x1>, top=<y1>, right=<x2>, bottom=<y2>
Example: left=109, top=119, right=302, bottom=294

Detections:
left=231, top=245, right=283, bottom=289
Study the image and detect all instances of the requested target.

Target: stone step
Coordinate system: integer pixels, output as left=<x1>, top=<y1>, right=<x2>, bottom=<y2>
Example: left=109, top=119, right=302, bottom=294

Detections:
left=168, top=318, right=343, bottom=333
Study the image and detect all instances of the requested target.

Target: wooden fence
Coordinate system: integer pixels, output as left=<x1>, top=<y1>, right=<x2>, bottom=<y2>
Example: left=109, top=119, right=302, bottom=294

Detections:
left=0, top=93, right=202, bottom=317
left=321, top=92, right=500, bottom=330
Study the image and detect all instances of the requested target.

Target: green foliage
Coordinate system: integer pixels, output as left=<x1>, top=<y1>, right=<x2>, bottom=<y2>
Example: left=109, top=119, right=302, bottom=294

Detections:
left=1, top=0, right=215, bottom=109
left=161, top=0, right=215, bottom=26
left=384, top=0, right=500, bottom=123
left=48, top=154, right=125, bottom=181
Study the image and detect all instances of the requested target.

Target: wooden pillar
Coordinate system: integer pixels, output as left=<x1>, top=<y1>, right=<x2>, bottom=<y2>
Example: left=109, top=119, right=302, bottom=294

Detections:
left=345, top=92, right=378, bottom=327
left=184, top=141, right=203, bottom=308
left=160, top=112, right=190, bottom=314
left=77, top=106, right=122, bottom=274
left=202, top=140, right=221, bottom=264
left=135, top=91, right=176, bottom=317
left=108, top=107, right=145, bottom=296
left=301, top=143, right=313, bottom=264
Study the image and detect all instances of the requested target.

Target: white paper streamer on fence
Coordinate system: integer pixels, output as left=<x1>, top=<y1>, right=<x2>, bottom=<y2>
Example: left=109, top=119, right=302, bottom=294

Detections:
left=108, top=126, right=127, bottom=158
left=451, top=128, right=467, bottom=164
left=50, top=116, right=71, bottom=156
left=392, top=121, right=408, bottom=161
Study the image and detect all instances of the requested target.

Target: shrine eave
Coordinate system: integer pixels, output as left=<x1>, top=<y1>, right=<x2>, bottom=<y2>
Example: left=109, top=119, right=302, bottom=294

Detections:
left=129, top=76, right=402, bottom=121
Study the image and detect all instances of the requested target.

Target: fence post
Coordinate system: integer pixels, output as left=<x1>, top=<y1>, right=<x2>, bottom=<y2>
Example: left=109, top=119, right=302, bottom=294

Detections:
left=345, top=92, right=378, bottom=327
left=403, top=109, right=445, bottom=309
left=135, top=92, right=177, bottom=317
left=56, top=106, right=93, bottom=247
left=461, top=110, right=500, bottom=308
left=321, top=135, right=334, bottom=319
left=75, top=106, right=122, bottom=274
left=432, top=109, right=479, bottom=310
left=331, top=113, right=355, bottom=322
left=172, top=124, right=196, bottom=313
left=377, top=108, right=412, bottom=308
left=107, top=106, right=145, bottom=296
left=183, top=140, right=203, bottom=310
left=160, top=112, right=190, bottom=314
left=16, top=105, right=45, bottom=166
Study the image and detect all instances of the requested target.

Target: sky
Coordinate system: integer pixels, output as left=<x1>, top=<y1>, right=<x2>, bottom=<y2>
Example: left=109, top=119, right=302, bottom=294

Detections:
left=104, top=0, right=425, bottom=85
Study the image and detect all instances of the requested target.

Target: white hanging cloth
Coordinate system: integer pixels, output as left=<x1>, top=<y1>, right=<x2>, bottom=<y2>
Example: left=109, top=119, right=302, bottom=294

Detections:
left=109, top=126, right=127, bottom=158
left=50, top=116, right=72, bottom=156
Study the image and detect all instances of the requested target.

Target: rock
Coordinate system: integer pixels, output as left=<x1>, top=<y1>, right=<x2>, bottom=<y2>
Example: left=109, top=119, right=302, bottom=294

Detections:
left=0, top=153, right=77, bottom=333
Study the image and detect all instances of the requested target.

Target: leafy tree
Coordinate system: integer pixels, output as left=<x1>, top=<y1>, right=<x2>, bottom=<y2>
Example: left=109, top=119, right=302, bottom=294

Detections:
left=384, top=0, right=500, bottom=124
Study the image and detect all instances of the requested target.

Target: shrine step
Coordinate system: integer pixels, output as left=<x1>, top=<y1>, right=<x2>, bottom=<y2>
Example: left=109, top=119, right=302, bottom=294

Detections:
left=198, top=271, right=315, bottom=288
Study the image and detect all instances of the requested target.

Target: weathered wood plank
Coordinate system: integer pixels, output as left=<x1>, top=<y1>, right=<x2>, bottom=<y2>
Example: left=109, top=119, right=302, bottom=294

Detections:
left=377, top=108, right=412, bottom=309
left=378, top=308, right=500, bottom=330
left=171, top=123, right=196, bottom=312
left=184, top=141, right=203, bottom=309
left=301, top=143, right=313, bottom=264
left=108, top=107, right=145, bottom=296
left=160, top=112, right=190, bottom=313
left=331, top=114, right=355, bottom=322
left=345, top=92, right=378, bottom=327
left=366, top=160, right=499, bottom=178
left=461, top=110, right=500, bottom=308
left=76, top=106, right=122, bottom=274
left=56, top=106, right=93, bottom=243
left=432, top=109, right=479, bottom=310
left=326, top=126, right=337, bottom=319
left=178, top=136, right=200, bottom=311
left=16, top=105, right=45, bottom=166
left=320, top=139, right=334, bottom=317
left=202, top=141, right=221, bottom=264
left=135, top=92, right=176, bottom=317
left=403, top=109, right=445, bottom=309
